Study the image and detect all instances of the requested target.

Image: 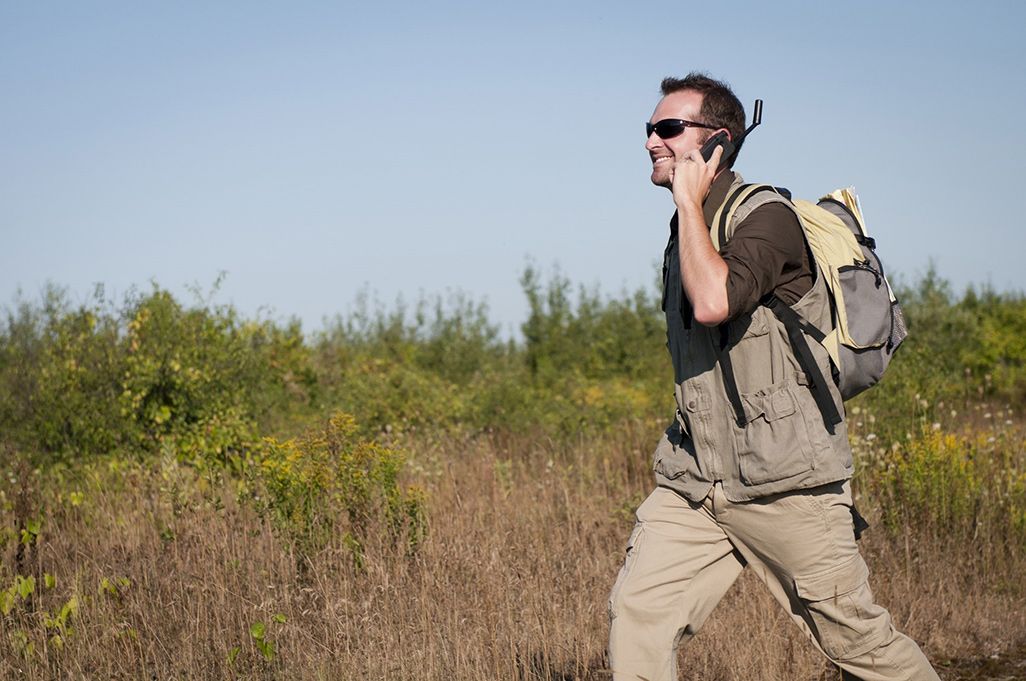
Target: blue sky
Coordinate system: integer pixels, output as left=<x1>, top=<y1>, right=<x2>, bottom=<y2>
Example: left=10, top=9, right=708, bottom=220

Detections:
left=3, top=1, right=1025, bottom=336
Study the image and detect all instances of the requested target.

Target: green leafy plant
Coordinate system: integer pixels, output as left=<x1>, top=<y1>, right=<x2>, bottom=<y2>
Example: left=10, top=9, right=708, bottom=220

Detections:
left=251, top=412, right=426, bottom=564
left=247, top=613, right=286, bottom=662
left=20, top=518, right=41, bottom=546
left=43, top=595, right=79, bottom=649
left=1, top=575, right=36, bottom=615
left=872, top=428, right=1026, bottom=544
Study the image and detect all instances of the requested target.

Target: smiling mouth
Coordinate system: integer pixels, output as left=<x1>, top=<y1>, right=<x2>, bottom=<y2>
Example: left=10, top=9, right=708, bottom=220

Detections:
left=652, top=157, right=673, bottom=165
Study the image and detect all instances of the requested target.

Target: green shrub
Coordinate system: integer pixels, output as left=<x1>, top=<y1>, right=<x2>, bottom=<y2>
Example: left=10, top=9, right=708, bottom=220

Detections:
left=871, top=428, right=1026, bottom=545
left=519, top=265, right=665, bottom=385
left=249, top=412, right=426, bottom=563
left=0, top=286, right=126, bottom=460
left=0, top=284, right=313, bottom=466
left=3, top=268, right=1024, bottom=460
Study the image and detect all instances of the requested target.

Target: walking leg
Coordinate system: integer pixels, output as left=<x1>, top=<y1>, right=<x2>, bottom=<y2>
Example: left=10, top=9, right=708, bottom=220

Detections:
left=608, top=487, right=745, bottom=681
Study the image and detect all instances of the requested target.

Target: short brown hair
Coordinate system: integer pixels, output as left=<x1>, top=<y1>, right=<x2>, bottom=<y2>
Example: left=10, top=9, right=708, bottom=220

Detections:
left=661, top=73, right=746, bottom=156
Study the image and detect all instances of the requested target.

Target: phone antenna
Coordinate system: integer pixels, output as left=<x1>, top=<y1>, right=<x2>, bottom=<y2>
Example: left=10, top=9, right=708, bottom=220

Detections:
left=744, top=99, right=763, bottom=137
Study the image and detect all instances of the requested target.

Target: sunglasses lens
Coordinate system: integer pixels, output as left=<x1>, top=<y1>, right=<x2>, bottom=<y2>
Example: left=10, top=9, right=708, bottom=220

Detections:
left=648, top=120, right=687, bottom=139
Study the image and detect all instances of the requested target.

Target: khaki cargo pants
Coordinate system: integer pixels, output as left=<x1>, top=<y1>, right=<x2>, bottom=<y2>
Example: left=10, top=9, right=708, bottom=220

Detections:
left=607, top=481, right=939, bottom=680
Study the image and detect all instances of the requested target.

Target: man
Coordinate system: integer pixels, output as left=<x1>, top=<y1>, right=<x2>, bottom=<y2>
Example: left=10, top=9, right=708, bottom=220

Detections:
left=606, top=73, right=939, bottom=681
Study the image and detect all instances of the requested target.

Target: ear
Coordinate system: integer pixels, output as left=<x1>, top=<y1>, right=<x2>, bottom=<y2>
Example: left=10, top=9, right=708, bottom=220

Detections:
left=718, top=128, right=732, bottom=141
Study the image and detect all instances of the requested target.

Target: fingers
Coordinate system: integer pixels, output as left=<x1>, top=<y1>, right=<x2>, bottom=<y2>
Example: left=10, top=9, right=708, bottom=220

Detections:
left=710, top=144, right=723, bottom=166
left=679, top=144, right=722, bottom=167
left=670, top=144, right=723, bottom=207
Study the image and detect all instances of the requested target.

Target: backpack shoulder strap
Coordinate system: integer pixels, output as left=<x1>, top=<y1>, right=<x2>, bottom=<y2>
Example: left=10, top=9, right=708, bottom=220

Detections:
left=763, top=295, right=842, bottom=430
left=710, top=183, right=792, bottom=251
left=711, top=183, right=843, bottom=432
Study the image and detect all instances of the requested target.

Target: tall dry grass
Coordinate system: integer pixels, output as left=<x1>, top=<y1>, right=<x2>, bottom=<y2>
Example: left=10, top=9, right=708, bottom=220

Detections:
left=2, top=419, right=1024, bottom=680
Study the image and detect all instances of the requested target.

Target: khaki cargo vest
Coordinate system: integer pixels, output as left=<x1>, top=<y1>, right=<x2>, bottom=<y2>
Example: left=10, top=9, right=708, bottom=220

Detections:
left=655, top=174, right=853, bottom=503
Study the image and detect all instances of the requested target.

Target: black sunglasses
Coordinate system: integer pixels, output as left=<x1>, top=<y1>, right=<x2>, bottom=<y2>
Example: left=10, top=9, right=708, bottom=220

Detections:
left=646, top=118, right=719, bottom=140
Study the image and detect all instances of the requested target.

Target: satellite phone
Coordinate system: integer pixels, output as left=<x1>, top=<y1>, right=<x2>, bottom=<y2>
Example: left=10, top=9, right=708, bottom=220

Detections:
left=699, top=99, right=763, bottom=170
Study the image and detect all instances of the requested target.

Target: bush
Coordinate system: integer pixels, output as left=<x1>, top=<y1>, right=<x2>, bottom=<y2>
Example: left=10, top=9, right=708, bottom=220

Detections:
left=871, top=427, right=1026, bottom=546
left=3, top=268, right=1024, bottom=458
left=249, top=412, right=426, bottom=564
left=0, top=284, right=312, bottom=466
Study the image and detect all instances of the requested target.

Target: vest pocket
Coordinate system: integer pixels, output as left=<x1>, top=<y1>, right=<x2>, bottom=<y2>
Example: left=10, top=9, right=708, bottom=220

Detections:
left=735, top=382, right=815, bottom=486
left=722, top=314, right=775, bottom=394
left=654, top=417, right=698, bottom=481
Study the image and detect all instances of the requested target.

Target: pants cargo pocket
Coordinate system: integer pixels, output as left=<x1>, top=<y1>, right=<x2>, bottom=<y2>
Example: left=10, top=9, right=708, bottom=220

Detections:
left=608, top=524, right=645, bottom=620
left=793, top=554, right=890, bottom=660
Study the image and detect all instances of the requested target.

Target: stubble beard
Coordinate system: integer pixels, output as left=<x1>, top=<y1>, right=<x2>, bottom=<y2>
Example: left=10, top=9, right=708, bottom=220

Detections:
left=651, top=162, right=672, bottom=189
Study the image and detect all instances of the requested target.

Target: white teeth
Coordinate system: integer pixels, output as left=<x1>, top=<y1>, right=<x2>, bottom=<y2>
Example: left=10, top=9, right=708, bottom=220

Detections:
left=653, top=157, right=672, bottom=164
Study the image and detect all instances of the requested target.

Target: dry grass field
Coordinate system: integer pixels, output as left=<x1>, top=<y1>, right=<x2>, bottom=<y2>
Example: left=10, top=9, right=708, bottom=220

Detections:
left=2, top=277, right=1025, bottom=679
left=2, top=418, right=1024, bottom=680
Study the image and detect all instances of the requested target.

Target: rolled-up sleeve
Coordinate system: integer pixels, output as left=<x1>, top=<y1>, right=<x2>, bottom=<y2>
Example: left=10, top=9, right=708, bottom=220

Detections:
left=721, top=202, right=809, bottom=321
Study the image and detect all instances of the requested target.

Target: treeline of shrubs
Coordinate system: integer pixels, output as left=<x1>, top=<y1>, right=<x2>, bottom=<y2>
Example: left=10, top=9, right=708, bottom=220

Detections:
left=1, top=266, right=1024, bottom=467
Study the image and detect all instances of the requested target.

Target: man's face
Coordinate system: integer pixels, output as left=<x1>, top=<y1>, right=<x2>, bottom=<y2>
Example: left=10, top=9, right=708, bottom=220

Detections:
left=646, top=89, right=707, bottom=189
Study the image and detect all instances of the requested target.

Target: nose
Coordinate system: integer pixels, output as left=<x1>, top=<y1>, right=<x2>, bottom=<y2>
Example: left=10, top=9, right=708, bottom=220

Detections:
left=645, top=130, right=662, bottom=152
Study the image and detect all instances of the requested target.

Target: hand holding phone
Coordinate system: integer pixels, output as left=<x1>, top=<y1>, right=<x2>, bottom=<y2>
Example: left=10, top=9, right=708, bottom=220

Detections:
left=699, top=99, right=763, bottom=171
left=700, top=131, right=735, bottom=166
left=671, top=145, right=723, bottom=211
